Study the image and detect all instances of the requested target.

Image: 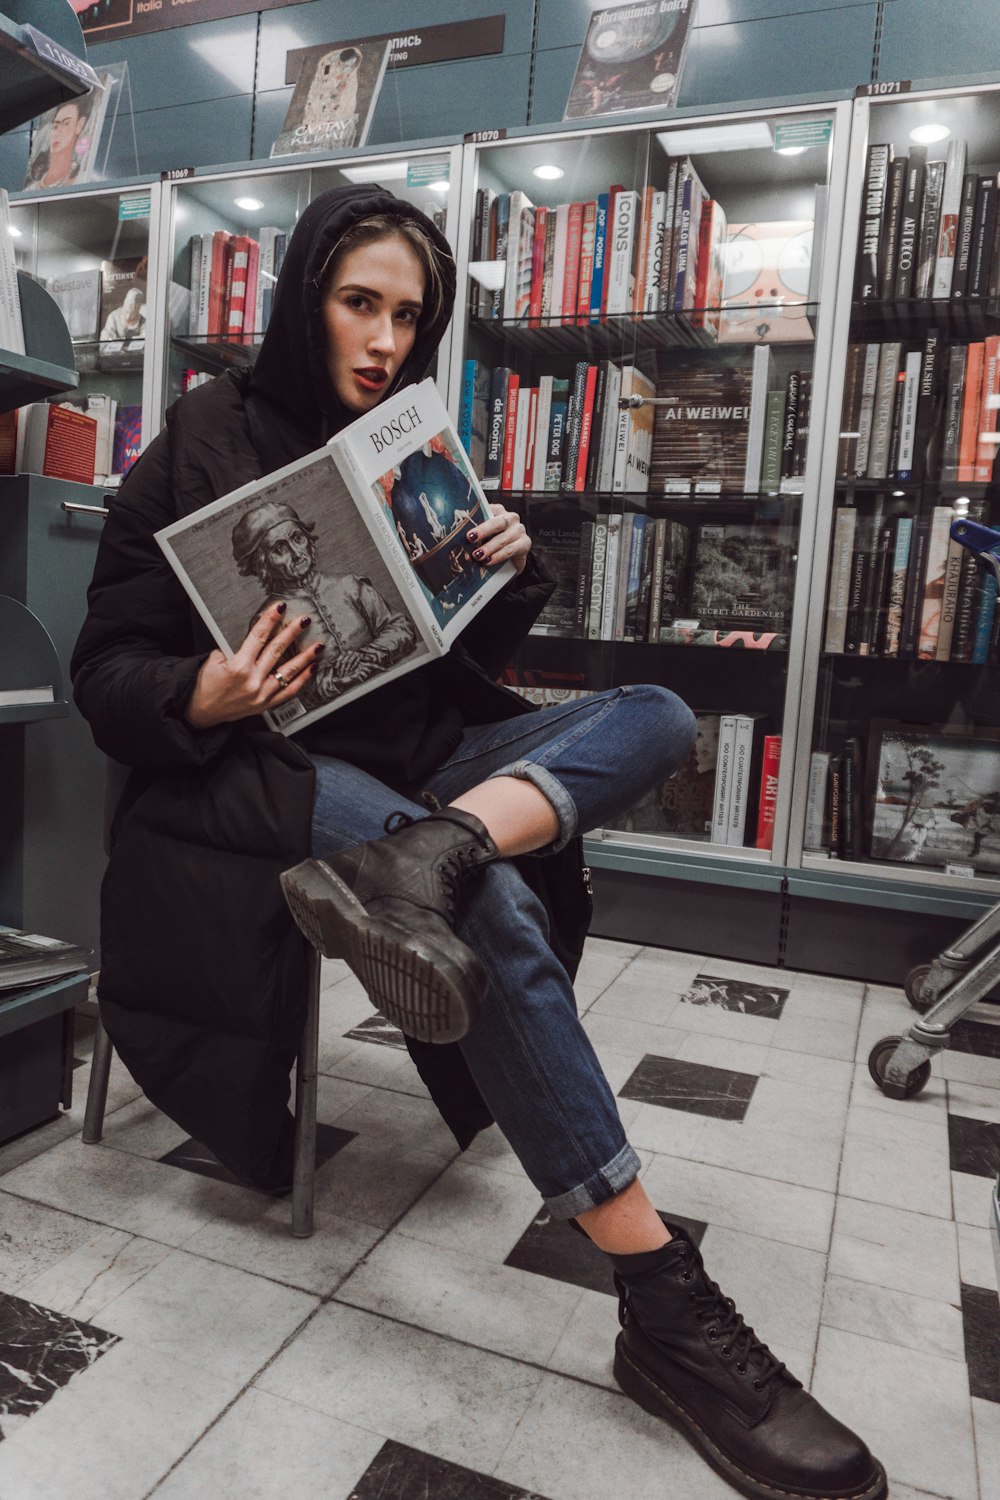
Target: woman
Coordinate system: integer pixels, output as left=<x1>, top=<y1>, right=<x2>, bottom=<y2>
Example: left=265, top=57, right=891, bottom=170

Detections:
left=71, top=185, right=883, bottom=1500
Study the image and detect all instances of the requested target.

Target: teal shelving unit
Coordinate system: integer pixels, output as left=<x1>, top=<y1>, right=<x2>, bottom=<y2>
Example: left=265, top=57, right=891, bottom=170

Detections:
left=0, top=1, right=97, bottom=135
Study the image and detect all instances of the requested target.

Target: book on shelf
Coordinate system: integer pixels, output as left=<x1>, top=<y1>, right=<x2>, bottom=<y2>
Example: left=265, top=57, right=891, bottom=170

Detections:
left=98, top=256, right=146, bottom=368
left=932, top=138, right=968, bottom=298
left=855, top=143, right=892, bottom=301
left=892, top=149, right=924, bottom=300
left=503, top=191, right=536, bottom=322
left=112, top=405, right=143, bottom=478
left=869, top=722, right=1000, bottom=874
left=743, top=346, right=774, bottom=491
left=270, top=36, right=391, bottom=157
left=155, top=379, right=514, bottom=736
left=458, top=359, right=491, bottom=478
left=711, top=714, right=739, bottom=845
left=913, top=159, right=945, bottom=299
left=649, top=349, right=756, bottom=495
left=950, top=170, right=979, bottom=300
left=755, top=734, right=782, bottom=851
left=725, top=713, right=770, bottom=848
left=14, top=402, right=98, bottom=484
left=530, top=522, right=583, bottom=639
left=0, top=928, right=91, bottom=994
left=917, top=503, right=957, bottom=659
left=719, top=220, right=814, bottom=343
left=45, top=268, right=101, bottom=344
left=0, top=409, right=17, bottom=474
left=603, top=711, right=722, bottom=841
left=823, top=504, right=858, bottom=654
left=0, top=189, right=25, bottom=356
left=563, top=0, right=695, bottom=119
left=878, top=156, right=908, bottom=302
left=686, top=522, right=797, bottom=633
left=803, top=750, right=832, bottom=853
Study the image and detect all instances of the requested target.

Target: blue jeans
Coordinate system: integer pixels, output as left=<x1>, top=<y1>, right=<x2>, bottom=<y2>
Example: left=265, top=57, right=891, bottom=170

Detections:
left=310, top=683, right=696, bottom=1218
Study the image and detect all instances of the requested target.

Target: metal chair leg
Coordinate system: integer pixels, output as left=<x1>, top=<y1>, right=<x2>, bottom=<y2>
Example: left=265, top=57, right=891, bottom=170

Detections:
left=291, top=948, right=321, bottom=1238
left=82, top=1015, right=113, bottom=1144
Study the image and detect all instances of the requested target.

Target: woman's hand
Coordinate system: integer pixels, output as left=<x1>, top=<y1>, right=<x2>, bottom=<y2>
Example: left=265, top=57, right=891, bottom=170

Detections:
left=184, top=603, right=323, bottom=728
left=466, top=504, right=532, bottom=575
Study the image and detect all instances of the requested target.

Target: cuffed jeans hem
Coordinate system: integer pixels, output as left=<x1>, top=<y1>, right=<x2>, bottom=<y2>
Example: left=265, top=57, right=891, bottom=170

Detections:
left=486, top=758, right=578, bottom=853
left=541, top=1142, right=642, bottom=1220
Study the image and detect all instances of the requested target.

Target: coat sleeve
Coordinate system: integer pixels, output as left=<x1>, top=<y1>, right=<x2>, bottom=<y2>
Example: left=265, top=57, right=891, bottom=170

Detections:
left=70, top=436, right=235, bottom=769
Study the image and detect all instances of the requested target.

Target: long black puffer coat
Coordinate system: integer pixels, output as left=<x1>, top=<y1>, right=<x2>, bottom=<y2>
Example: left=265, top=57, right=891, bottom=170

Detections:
left=71, top=186, right=592, bottom=1191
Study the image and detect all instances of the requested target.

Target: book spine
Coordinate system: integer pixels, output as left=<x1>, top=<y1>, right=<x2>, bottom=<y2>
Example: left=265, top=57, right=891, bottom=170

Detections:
left=837, top=343, right=865, bottom=477
left=587, top=514, right=609, bottom=639
left=585, top=360, right=609, bottom=492
left=500, top=374, right=521, bottom=491
left=711, top=715, right=738, bottom=845
left=743, top=346, right=773, bottom=491
left=561, top=361, right=589, bottom=492
left=634, top=514, right=656, bottom=641
left=882, top=514, right=914, bottom=657
left=726, top=715, right=755, bottom=846
left=854, top=342, right=882, bottom=475
left=589, top=193, right=610, bottom=321
left=575, top=519, right=595, bottom=635
left=823, top=505, right=858, bottom=654
left=188, top=235, right=203, bottom=336
left=950, top=496, right=987, bottom=661
left=458, top=359, right=477, bottom=451
left=976, top=334, right=1000, bottom=482
left=528, top=205, right=548, bottom=326
left=646, top=518, right=667, bottom=643
left=855, top=143, right=892, bottom=300
left=659, top=161, right=680, bottom=309
left=780, top=371, right=800, bottom=480
left=910, top=329, right=941, bottom=482
left=935, top=533, right=966, bottom=660
left=541, top=211, right=557, bottom=322
left=913, top=160, right=945, bottom=299
left=804, top=752, right=830, bottom=851
left=642, top=189, right=666, bottom=314
left=545, top=380, right=569, bottom=490
left=574, top=363, right=599, bottom=491
left=867, top=342, right=902, bottom=479
left=864, top=512, right=895, bottom=655
left=957, top=340, right=986, bottom=481
left=899, top=512, right=931, bottom=658
left=483, top=367, right=509, bottom=490
left=600, top=514, right=623, bottom=640
left=561, top=201, right=584, bottom=322
left=596, top=362, right=622, bottom=493
left=490, top=194, right=510, bottom=320
left=843, top=510, right=873, bottom=654
left=755, top=735, right=782, bottom=851
left=576, top=200, right=597, bottom=323
left=940, top=344, right=968, bottom=480
left=971, top=570, right=998, bottom=663
left=622, top=515, right=647, bottom=641
left=894, top=153, right=925, bottom=299
left=933, top=138, right=968, bottom=297
left=606, top=190, right=638, bottom=316
left=515, top=385, right=535, bottom=491
left=0, top=190, right=25, bottom=355
left=826, top=751, right=843, bottom=859
left=879, top=156, right=908, bottom=300
left=969, top=175, right=999, bottom=299
left=611, top=514, right=633, bottom=640
left=532, top=376, right=553, bottom=492
left=760, top=391, right=786, bottom=492
left=917, top=503, right=956, bottom=658
left=951, top=171, right=979, bottom=299
left=895, top=349, right=922, bottom=479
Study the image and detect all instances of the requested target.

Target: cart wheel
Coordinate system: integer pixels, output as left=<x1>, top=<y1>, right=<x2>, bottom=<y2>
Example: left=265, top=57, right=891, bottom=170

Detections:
left=903, top=963, right=935, bottom=1013
left=868, top=1035, right=932, bottom=1098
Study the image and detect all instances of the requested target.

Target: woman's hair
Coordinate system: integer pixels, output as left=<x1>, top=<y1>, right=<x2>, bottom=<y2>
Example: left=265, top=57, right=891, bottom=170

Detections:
left=318, top=212, right=449, bottom=330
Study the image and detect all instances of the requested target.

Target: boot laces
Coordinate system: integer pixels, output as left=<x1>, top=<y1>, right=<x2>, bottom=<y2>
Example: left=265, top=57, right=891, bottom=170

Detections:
left=381, top=811, right=493, bottom=915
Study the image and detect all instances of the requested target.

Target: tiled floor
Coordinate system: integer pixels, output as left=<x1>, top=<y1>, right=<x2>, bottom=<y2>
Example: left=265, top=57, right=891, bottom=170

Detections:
left=0, top=942, right=998, bottom=1499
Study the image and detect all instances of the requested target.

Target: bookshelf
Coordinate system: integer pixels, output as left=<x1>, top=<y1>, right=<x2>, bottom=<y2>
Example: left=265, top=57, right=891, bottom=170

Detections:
left=451, top=104, right=852, bottom=885
left=0, top=1, right=97, bottom=136
left=796, top=81, right=1000, bottom=903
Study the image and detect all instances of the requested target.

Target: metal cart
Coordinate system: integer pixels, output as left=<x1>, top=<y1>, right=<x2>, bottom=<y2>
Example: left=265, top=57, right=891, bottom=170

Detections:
left=868, top=516, right=1000, bottom=1100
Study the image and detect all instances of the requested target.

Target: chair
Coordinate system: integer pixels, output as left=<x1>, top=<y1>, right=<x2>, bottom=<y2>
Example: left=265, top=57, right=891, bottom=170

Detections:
left=82, top=762, right=322, bottom=1238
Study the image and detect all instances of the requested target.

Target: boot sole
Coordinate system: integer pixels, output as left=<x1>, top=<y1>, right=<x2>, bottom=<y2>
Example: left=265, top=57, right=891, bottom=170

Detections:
left=280, top=859, right=485, bottom=1045
left=613, top=1335, right=888, bottom=1500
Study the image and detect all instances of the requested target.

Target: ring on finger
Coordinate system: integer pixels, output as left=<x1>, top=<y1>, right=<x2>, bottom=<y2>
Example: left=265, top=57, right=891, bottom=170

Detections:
left=272, top=668, right=290, bottom=688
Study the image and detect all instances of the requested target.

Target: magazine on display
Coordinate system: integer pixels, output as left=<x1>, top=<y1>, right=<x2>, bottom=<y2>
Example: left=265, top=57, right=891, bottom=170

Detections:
left=156, top=380, right=515, bottom=736
left=98, top=256, right=147, bottom=368
left=270, top=36, right=392, bottom=157
left=0, top=928, right=91, bottom=994
left=23, top=63, right=127, bottom=192
left=867, top=722, right=1000, bottom=873
left=564, top=0, right=696, bottom=120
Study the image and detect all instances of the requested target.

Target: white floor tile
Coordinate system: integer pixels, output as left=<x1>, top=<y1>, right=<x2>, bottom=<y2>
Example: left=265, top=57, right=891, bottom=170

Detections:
left=0, top=1192, right=124, bottom=1294
left=697, top=1223, right=824, bottom=1377
left=839, top=1106, right=953, bottom=1219
left=811, top=1326, right=978, bottom=1500
left=178, top=1198, right=383, bottom=1296
left=15, top=1227, right=171, bottom=1323
left=953, top=1169, right=994, bottom=1229
left=256, top=1301, right=545, bottom=1474
left=639, top=1153, right=835, bottom=1253
left=389, top=1157, right=546, bottom=1261
left=948, top=1077, right=1000, bottom=1124
left=957, top=1220, right=999, bottom=1293
left=829, top=1196, right=960, bottom=1305
left=588, top=980, right=684, bottom=1027
left=821, top=1273, right=965, bottom=1363
left=972, top=1395, right=1000, bottom=1500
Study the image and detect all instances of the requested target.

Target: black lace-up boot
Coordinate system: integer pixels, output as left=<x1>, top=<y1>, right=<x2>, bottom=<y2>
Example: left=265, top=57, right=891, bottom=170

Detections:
left=613, top=1226, right=887, bottom=1500
left=280, top=808, right=499, bottom=1045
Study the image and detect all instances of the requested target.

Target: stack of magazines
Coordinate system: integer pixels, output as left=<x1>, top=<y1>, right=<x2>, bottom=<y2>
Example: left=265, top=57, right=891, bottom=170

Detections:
left=0, top=927, right=91, bottom=995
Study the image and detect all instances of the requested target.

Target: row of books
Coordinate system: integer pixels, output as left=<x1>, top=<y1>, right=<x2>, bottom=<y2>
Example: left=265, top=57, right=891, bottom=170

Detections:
left=44, top=256, right=147, bottom=368
left=462, top=348, right=812, bottom=499
left=823, top=498, right=997, bottom=662
left=0, top=189, right=25, bottom=356
left=0, top=399, right=141, bottom=485
left=186, top=228, right=288, bottom=343
left=838, top=334, right=1000, bottom=484
left=471, top=173, right=814, bottom=342
left=532, top=517, right=795, bottom=644
left=506, top=685, right=782, bottom=851
left=854, top=137, right=1000, bottom=303
left=804, top=738, right=866, bottom=860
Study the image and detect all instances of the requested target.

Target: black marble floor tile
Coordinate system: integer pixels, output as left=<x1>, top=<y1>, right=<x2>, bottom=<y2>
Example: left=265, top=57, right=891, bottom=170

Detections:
left=950, top=1018, right=1000, bottom=1060
left=159, top=1124, right=355, bottom=1187
left=961, top=1283, right=1000, bottom=1403
left=0, top=1291, right=118, bottom=1441
left=348, top=1438, right=552, bottom=1498
left=344, top=1013, right=406, bottom=1049
left=680, top=973, right=789, bottom=1018
left=504, top=1207, right=707, bottom=1296
left=619, top=1054, right=758, bottom=1121
left=948, top=1114, right=1000, bottom=1179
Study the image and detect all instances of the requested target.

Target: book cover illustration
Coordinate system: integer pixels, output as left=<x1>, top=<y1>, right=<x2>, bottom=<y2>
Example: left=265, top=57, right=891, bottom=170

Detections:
left=686, top=523, right=797, bottom=630
left=98, top=256, right=147, bottom=368
left=869, top=724, right=1000, bottom=873
left=271, top=37, right=392, bottom=156
left=156, top=381, right=513, bottom=736
left=649, top=351, right=755, bottom=494
left=46, top=268, right=101, bottom=343
left=718, top=220, right=814, bottom=344
left=604, top=711, right=720, bottom=838
left=564, top=0, right=696, bottom=120
left=24, top=63, right=125, bottom=191
left=112, top=405, right=142, bottom=477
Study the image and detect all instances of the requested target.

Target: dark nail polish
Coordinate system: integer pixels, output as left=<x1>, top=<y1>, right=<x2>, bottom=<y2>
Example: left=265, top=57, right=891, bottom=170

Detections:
left=466, top=530, right=478, bottom=543
left=276, top=602, right=287, bottom=614
left=314, top=641, right=325, bottom=653
left=300, top=616, right=311, bottom=628
left=310, top=663, right=318, bottom=675
left=473, top=548, right=485, bottom=560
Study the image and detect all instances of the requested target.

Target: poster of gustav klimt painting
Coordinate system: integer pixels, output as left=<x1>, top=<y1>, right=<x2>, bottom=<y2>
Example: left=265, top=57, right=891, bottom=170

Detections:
left=372, top=433, right=496, bottom=631
left=564, top=0, right=697, bottom=120
left=869, top=724, right=1000, bottom=873
left=271, top=37, right=392, bottom=157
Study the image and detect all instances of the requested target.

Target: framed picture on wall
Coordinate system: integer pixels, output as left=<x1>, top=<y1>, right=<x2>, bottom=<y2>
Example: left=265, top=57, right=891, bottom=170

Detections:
left=867, top=721, right=1000, bottom=873
left=564, top=0, right=697, bottom=120
left=270, top=37, right=392, bottom=157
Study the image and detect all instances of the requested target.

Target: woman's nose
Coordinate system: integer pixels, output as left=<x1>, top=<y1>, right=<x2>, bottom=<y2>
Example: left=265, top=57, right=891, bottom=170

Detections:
left=368, top=313, right=396, bottom=355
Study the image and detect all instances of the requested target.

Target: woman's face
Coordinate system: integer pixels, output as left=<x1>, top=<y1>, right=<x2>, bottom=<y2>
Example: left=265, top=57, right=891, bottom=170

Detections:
left=322, top=234, right=425, bottom=414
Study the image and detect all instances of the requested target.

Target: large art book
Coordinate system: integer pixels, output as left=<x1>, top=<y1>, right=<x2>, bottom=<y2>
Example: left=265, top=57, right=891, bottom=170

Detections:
left=156, top=380, right=515, bottom=736
left=271, top=36, right=391, bottom=156
left=564, top=0, right=696, bottom=120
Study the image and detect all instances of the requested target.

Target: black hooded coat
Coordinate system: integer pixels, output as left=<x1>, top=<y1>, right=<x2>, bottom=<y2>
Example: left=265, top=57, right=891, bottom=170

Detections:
left=71, top=185, right=592, bottom=1190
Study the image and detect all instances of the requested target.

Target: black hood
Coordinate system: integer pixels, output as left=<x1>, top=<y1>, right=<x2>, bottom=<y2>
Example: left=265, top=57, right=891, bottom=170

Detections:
left=245, top=183, right=456, bottom=470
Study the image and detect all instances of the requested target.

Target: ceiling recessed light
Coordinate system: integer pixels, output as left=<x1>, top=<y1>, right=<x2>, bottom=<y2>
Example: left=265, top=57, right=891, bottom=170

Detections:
left=657, top=121, right=774, bottom=155
left=909, top=123, right=950, bottom=145
left=341, top=161, right=409, bottom=183
left=776, top=145, right=807, bottom=156
left=234, top=196, right=264, bottom=211
left=533, top=164, right=564, bottom=181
